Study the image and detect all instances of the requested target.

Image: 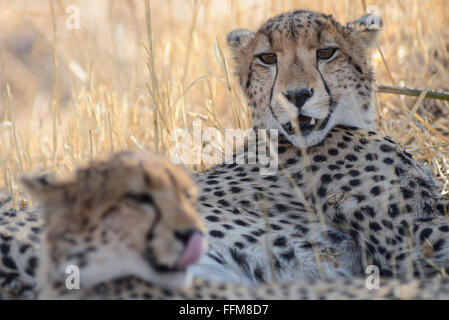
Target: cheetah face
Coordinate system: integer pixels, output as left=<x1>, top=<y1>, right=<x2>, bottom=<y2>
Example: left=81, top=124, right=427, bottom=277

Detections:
left=22, top=152, right=207, bottom=290
left=227, top=10, right=382, bottom=147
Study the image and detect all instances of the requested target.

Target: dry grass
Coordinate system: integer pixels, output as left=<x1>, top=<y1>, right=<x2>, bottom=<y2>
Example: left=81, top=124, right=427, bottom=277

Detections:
left=0, top=0, right=448, bottom=202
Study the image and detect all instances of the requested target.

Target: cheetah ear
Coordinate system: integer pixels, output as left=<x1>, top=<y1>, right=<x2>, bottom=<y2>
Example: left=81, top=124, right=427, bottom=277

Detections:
left=347, top=14, right=383, bottom=46
left=21, top=174, right=76, bottom=208
left=227, top=29, right=255, bottom=54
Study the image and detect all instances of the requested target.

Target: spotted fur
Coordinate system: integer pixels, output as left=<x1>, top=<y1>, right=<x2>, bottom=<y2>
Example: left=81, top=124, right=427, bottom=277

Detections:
left=8, top=152, right=449, bottom=300
left=192, top=127, right=449, bottom=284
left=0, top=191, right=42, bottom=299
left=47, top=276, right=449, bottom=300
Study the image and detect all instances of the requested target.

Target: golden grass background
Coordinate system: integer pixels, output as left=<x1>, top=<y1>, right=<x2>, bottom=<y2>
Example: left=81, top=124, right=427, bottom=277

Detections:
left=0, top=0, right=448, bottom=202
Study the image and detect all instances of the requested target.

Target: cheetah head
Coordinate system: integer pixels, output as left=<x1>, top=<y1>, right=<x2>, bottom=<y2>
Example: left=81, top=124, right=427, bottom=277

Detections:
left=22, top=152, right=207, bottom=291
left=227, top=10, right=382, bottom=147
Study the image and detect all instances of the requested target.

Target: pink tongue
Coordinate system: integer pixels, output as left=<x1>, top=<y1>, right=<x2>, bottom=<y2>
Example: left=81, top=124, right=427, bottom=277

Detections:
left=175, top=233, right=204, bottom=268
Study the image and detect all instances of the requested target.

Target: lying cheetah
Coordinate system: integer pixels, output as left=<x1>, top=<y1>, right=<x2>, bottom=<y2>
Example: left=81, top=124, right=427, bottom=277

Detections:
left=22, top=152, right=207, bottom=299
left=18, top=151, right=449, bottom=299
left=190, top=10, right=449, bottom=283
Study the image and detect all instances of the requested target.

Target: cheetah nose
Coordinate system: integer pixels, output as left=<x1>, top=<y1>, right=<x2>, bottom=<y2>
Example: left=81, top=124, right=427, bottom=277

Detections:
left=175, top=231, right=205, bottom=268
left=284, top=88, right=314, bottom=109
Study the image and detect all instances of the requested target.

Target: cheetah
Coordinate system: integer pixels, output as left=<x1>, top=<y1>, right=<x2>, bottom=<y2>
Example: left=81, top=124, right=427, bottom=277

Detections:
left=189, top=10, right=449, bottom=283
left=22, top=151, right=207, bottom=299
left=1, top=9, right=449, bottom=298
left=19, top=151, right=449, bottom=299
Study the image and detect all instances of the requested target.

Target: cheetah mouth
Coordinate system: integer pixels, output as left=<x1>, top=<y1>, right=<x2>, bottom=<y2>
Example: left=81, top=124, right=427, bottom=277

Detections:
left=145, top=250, right=187, bottom=274
left=146, top=232, right=205, bottom=274
left=282, top=115, right=318, bottom=135
left=153, top=264, right=186, bottom=273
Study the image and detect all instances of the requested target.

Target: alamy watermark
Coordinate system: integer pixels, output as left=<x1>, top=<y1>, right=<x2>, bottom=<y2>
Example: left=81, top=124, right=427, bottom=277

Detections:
left=65, top=265, right=80, bottom=290
left=365, top=5, right=382, bottom=30
left=65, top=5, right=80, bottom=30
left=365, top=265, right=380, bottom=290
left=170, top=121, right=279, bottom=175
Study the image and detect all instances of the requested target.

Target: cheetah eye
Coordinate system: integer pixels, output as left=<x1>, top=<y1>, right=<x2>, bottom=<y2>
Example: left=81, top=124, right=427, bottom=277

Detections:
left=124, top=193, right=155, bottom=206
left=257, top=53, right=277, bottom=65
left=317, top=48, right=337, bottom=60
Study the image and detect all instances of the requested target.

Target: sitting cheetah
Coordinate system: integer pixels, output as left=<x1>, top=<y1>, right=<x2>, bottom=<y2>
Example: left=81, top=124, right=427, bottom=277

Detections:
left=19, top=151, right=449, bottom=299
left=1, top=10, right=449, bottom=298
left=190, top=10, right=449, bottom=283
